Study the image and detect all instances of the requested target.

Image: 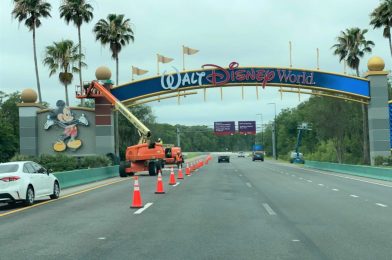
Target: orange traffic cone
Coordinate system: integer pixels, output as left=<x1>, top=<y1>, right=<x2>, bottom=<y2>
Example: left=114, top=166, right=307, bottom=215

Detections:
left=186, top=163, right=191, bottom=176
left=177, top=166, right=184, bottom=179
left=155, top=170, right=165, bottom=194
left=131, top=176, right=143, bottom=208
left=169, top=167, right=176, bottom=185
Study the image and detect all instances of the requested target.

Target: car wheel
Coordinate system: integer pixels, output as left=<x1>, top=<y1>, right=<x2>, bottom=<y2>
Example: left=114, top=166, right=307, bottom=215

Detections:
left=24, top=186, right=34, bottom=206
left=50, top=181, right=60, bottom=199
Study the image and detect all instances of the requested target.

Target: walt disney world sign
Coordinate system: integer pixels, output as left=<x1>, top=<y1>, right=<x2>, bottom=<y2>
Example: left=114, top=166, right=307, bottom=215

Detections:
left=111, top=62, right=370, bottom=103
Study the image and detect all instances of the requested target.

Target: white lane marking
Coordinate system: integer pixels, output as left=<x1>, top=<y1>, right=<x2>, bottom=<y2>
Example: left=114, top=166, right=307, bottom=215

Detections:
left=239, top=174, right=243, bottom=177
left=376, top=203, right=387, bottom=208
left=291, top=175, right=295, bottom=177
left=299, top=177, right=304, bottom=180
left=318, top=184, right=324, bottom=187
left=246, top=182, right=252, bottom=188
left=262, top=203, right=277, bottom=216
left=292, top=166, right=392, bottom=188
left=98, top=237, right=106, bottom=240
left=350, top=194, right=359, bottom=198
left=332, top=188, right=339, bottom=191
left=307, top=180, right=312, bottom=183
left=134, top=202, right=153, bottom=215
left=173, top=182, right=180, bottom=187
left=292, top=239, right=300, bottom=242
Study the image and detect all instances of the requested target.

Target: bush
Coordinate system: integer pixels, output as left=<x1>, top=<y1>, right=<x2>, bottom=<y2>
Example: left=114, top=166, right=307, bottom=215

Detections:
left=79, top=156, right=111, bottom=169
left=10, top=153, right=111, bottom=172
left=374, top=155, right=392, bottom=166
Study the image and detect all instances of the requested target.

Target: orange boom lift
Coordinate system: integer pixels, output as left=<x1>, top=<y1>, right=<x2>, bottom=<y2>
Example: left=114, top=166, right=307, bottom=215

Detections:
left=76, top=80, right=165, bottom=176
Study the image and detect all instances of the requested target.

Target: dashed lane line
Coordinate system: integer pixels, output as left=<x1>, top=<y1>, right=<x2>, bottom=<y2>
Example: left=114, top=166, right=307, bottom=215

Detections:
left=173, top=182, right=180, bottom=187
left=332, top=188, right=339, bottom=191
left=307, top=180, right=312, bottom=183
left=262, top=203, right=277, bottom=216
left=350, top=194, right=359, bottom=198
left=375, top=203, right=388, bottom=208
left=246, top=182, right=252, bottom=188
left=318, top=184, right=324, bottom=187
left=134, top=202, right=153, bottom=215
left=270, top=163, right=392, bottom=188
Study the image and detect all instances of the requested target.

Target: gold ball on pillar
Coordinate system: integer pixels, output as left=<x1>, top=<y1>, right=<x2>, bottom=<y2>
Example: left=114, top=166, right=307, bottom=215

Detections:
left=367, top=56, right=385, bottom=71
left=95, top=66, right=112, bottom=80
left=21, top=88, right=38, bottom=103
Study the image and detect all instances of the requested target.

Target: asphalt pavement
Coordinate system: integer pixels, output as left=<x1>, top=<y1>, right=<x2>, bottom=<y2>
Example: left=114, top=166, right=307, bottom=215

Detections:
left=0, top=156, right=391, bottom=260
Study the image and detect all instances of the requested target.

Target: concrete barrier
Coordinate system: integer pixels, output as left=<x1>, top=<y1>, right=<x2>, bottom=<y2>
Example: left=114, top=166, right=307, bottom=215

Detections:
left=54, top=166, right=119, bottom=189
left=305, top=161, right=392, bottom=181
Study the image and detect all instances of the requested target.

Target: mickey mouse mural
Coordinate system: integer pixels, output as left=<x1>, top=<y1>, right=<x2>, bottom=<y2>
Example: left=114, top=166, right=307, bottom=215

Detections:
left=44, top=100, right=89, bottom=152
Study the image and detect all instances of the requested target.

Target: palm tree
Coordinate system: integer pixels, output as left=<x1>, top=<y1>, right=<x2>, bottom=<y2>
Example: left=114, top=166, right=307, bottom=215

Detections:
left=59, top=0, right=94, bottom=105
left=12, top=0, right=52, bottom=103
left=43, top=40, right=85, bottom=106
left=370, top=0, right=392, bottom=58
left=93, top=14, right=134, bottom=85
left=331, top=27, right=375, bottom=165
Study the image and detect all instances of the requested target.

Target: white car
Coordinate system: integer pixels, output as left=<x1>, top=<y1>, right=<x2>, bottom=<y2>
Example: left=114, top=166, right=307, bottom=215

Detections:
left=0, top=161, right=60, bottom=206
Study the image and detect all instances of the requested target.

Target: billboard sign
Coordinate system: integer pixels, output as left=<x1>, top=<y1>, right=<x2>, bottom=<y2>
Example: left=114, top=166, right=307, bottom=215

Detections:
left=112, top=62, right=370, bottom=103
left=214, top=121, right=235, bottom=135
left=238, top=121, right=256, bottom=135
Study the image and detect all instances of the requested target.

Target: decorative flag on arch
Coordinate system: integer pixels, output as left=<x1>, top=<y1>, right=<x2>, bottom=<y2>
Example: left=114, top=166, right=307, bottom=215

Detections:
left=183, top=46, right=199, bottom=55
left=157, top=54, right=174, bottom=63
left=132, top=66, right=148, bottom=75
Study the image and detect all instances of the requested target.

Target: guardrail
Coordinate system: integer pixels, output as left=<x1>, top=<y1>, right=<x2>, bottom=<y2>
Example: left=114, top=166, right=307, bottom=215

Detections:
left=54, top=166, right=119, bottom=189
left=305, top=161, right=392, bottom=181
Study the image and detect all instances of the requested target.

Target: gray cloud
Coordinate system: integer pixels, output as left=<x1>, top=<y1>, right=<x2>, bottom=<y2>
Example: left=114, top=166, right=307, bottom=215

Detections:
left=1, top=0, right=390, bottom=125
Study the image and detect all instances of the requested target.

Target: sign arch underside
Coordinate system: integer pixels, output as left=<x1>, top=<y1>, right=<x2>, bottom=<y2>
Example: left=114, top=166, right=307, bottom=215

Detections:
left=111, top=65, right=370, bottom=106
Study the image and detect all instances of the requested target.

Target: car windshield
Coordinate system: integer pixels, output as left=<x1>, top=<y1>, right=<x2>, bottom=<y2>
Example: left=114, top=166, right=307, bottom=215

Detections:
left=0, top=164, right=19, bottom=173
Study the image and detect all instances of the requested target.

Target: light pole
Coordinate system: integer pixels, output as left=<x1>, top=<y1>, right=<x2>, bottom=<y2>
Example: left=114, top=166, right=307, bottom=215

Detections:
left=176, top=125, right=181, bottom=147
left=256, top=113, right=263, bottom=144
left=267, top=103, right=277, bottom=160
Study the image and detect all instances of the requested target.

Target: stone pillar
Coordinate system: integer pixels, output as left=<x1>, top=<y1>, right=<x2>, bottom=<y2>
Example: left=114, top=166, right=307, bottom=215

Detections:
left=17, top=89, right=45, bottom=156
left=94, top=67, right=115, bottom=156
left=365, top=56, right=391, bottom=165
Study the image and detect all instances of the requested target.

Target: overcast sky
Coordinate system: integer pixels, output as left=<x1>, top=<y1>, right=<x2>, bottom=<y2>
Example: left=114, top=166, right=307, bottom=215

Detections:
left=1, top=0, right=390, bottom=127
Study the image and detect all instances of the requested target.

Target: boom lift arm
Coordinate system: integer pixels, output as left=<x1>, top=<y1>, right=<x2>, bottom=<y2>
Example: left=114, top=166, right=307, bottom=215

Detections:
left=89, top=81, right=151, bottom=144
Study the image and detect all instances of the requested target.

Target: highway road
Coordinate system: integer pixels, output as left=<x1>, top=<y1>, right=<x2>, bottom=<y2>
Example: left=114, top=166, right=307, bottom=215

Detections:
left=0, top=156, right=391, bottom=260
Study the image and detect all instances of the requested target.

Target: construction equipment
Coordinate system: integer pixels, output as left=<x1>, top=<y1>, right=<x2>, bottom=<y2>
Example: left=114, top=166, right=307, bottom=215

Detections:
left=77, top=80, right=165, bottom=176
left=290, top=122, right=312, bottom=164
left=163, top=145, right=184, bottom=168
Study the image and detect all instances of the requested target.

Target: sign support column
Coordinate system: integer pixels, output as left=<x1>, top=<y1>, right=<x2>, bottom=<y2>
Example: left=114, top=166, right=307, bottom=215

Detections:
left=365, top=57, right=391, bottom=165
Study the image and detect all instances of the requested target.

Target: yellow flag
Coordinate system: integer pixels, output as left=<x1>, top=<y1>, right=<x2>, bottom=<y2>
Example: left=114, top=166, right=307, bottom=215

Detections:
left=183, top=46, right=199, bottom=55
left=157, top=54, right=174, bottom=63
left=132, top=66, right=148, bottom=75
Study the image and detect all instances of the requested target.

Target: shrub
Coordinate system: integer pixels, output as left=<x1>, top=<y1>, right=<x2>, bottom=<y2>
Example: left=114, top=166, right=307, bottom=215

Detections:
left=10, top=153, right=111, bottom=172
left=374, top=155, right=392, bottom=166
left=79, top=155, right=111, bottom=169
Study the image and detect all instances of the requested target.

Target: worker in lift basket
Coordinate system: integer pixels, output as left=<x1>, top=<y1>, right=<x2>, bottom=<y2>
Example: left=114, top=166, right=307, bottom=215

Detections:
left=156, top=138, right=163, bottom=145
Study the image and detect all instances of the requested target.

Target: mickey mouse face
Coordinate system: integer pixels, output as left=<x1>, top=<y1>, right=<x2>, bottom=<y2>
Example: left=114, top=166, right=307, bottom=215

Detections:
left=57, top=107, right=74, bottom=123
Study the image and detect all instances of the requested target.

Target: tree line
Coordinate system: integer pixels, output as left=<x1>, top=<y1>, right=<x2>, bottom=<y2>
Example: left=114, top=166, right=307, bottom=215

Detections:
left=1, top=89, right=390, bottom=164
